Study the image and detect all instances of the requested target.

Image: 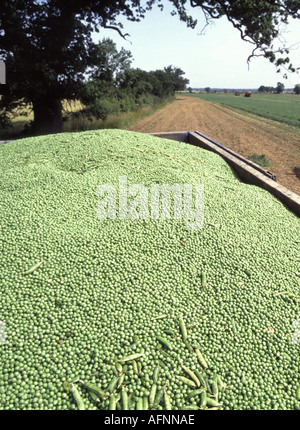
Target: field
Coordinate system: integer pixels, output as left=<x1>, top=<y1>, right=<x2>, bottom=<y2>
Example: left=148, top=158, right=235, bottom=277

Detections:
left=128, top=96, right=300, bottom=196
left=183, top=92, right=300, bottom=130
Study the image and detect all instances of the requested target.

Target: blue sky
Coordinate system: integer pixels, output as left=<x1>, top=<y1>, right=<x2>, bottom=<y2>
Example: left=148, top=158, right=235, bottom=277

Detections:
left=95, top=2, right=300, bottom=89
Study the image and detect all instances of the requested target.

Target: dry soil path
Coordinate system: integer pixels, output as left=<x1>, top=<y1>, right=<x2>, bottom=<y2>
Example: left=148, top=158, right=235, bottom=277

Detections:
left=127, top=96, right=300, bottom=196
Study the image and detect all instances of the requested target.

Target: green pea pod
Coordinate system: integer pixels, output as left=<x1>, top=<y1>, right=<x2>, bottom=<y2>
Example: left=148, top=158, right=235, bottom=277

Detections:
left=200, top=390, right=207, bottom=408
left=118, top=353, right=144, bottom=362
left=156, top=335, right=172, bottom=350
left=182, top=365, right=201, bottom=388
left=296, top=384, right=300, bottom=401
left=212, top=376, right=218, bottom=399
left=88, top=390, right=100, bottom=402
left=153, top=385, right=165, bottom=407
left=201, top=272, right=207, bottom=288
left=164, top=329, right=176, bottom=336
left=108, top=377, right=119, bottom=394
left=117, top=373, right=125, bottom=389
left=195, top=348, right=208, bottom=369
left=24, top=260, right=45, bottom=275
left=71, top=384, right=85, bottom=410
left=109, top=394, right=117, bottom=410
left=164, top=390, right=172, bottom=410
left=136, top=397, right=143, bottom=410
left=216, top=375, right=226, bottom=391
left=153, top=365, right=160, bottom=383
left=149, top=383, right=157, bottom=407
left=175, top=375, right=197, bottom=388
left=188, top=388, right=205, bottom=400
left=180, top=405, right=200, bottom=410
left=132, top=360, right=139, bottom=375
left=194, top=370, right=207, bottom=389
left=143, top=396, right=149, bottom=410
left=179, top=315, right=188, bottom=340
left=206, top=398, right=222, bottom=407
left=122, top=387, right=128, bottom=410
left=82, top=381, right=106, bottom=400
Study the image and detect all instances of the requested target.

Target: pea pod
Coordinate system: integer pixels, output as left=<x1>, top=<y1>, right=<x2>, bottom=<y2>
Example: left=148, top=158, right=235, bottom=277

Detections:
left=182, top=365, right=201, bottom=388
left=108, top=377, right=119, bottom=394
left=24, top=260, right=45, bottom=275
left=164, top=329, right=176, bottom=336
left=118, top=353, right=144, bottom=362
left=164, top=390, right=172, bottom=410
left=109, top=394, right=117, bottom=410
left=122, top=387, right=128, bottom=410
left=296, top=384, right=300, bottom=401
left=179, top=315, right=188, bottom=340
left=143, top=396, right=149, bottom=410
left=115, top=362, right=123, bottom=375
left=206, top=398, right=222, bottom=407
left=201, top=272, right=207, bottom=288
left=216, top=375, right=226, bottom=391
left=117, top=373, right=125, bottom=389
left=156, top=335, right=172, bottom=350
left=180, top=405, right=200, bottom=410
left=194, top=370, right=207, bottom=389
left=71, top=384, right=85, bottom=410
left=153, top=365, right=160, bottom=383
left=80, top=381, right=106, bottom=400
left=195, top=348, right=208, bottom=369
left=212, top=376, right=218, bottom=399
left=132, top=360, right=139, bottom=375
left=175, top=375, right=197, bottom=388
left=136, top=397, right=143, bottom=410
left=153, top=385, right=165, bottom=408
left=200, top=390, right=207, bottom=408
left=188, top=388, right=205, bottom=400
left=149, top=383, right=157, bottom=407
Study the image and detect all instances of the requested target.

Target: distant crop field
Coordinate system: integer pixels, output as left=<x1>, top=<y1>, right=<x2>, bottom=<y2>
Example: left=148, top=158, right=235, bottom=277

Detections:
left=184, top=92, right=300, bottom=130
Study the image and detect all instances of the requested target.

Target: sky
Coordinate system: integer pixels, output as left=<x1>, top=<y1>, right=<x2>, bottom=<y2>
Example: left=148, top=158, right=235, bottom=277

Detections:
left=94, top=2, right=300, bottom=90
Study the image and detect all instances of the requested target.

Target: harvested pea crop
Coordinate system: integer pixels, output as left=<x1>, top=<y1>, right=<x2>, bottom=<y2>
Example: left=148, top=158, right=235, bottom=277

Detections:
left=0, top=128, right=299, bottom=411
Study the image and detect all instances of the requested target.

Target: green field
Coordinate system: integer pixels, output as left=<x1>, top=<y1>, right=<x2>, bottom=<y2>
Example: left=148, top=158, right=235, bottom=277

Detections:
left=184, top=92, right=300, bottom=130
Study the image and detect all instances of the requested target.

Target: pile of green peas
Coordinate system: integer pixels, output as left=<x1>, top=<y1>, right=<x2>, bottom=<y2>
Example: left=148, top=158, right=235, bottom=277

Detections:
left=0, top=129, right=299, bottom=410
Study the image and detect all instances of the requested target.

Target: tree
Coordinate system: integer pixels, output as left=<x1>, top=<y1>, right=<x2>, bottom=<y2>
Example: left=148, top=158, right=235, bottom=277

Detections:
left=0, top=1, right=299, bottom=134
left=275, top=82, right=285, bottom=94
left=294, top=84, right=300, bottom=95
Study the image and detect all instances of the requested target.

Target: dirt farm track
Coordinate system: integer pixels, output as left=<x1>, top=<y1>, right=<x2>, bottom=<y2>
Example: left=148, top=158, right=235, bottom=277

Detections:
left=128, top=96, right=300, bottom=196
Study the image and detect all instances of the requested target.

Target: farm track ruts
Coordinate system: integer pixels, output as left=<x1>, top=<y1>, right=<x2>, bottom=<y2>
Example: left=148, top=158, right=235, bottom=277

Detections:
left=127, top=96, right=300, bottom=196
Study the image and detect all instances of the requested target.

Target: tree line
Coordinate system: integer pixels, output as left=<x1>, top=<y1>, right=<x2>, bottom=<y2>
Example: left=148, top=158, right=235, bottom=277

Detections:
left=77, top=39, right=189, bottom=122
left=257, top=82, right=300, bottom=94
left=0, top=1, right=299, bottom=135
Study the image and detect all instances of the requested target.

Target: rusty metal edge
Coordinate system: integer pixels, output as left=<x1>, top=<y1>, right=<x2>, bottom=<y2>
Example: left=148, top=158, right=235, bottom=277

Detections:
left=149, top=130, right=300, bottom=217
